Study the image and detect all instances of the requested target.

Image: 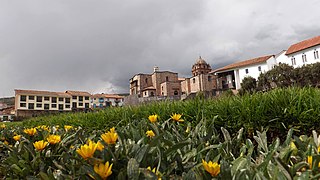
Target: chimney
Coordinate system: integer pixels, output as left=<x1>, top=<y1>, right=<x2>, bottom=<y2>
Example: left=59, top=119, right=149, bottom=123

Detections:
left=153, top=66, right=159, bottom=72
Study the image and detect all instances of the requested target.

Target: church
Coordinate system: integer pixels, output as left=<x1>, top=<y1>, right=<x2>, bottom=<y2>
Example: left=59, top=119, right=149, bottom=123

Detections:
left=128, top=57, right=217, bottom=103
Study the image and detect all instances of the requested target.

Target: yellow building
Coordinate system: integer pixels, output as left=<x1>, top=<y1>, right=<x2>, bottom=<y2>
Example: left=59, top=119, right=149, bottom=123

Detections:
left=15, top=89, right=91, bottom=118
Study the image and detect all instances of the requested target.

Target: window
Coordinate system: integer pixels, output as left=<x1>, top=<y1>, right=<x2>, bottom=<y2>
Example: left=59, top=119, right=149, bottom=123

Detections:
left=79, top=96, right=83, bottom=102
left=59, top=97, right=64, bottom=101
left=166, top=76, right=169, bottom=81
left=85, top=96, right=89, bottom=100
left=193, top=78, right=195, bottom=83
left=161, top=86, right=163, bottom=90
left=258, top=66, right=261, bottom=71
left=93, top=104, right=96, bottom=108
left=150, top=92, right=154, bottom=97
left=65, top=98, right=70, bottom=103
left=144, top=92, right=147, bottom=96
left=99, top=104, right=103, bottom=108
left=28, top=103, right=34, bottom=110
left=20, top=95, right=26, bottom=102
left=44, top=96, right=50, bottom=101
left=59, top=104, right=63, bottom=110
left=79, top=102, right=83, bottom=106
left=208, top=76, right=212, bottom=82
left=245, top=69, right=249, bottom=74
left=51, top=97, right=57, bottom=103
left=291, top=57, right=296, bottom=65
left=36, top=104, right=42, bottom=108
left=20, top=103, right=26, bottom=107
left=85, top=103, right=89, bottom=108
left=51, top=104, right=57, bottom=108
left=315, top=50, right=319, bottom=59
left=174, top=90, right=179, bottom=95
left=72, top=96, right=77, bottom=100
left=28, top=96, right=35, bottom=100
left=44, top=104, right=49, bottom=110
left=72, top=102, right=77, bottom=108
left=36, top=96, right=42, bottom=102
left=302, top=54, right=307, bottom=63
left=65, top=104, right=70, bottom=108
left=145, top=78, right=148, bottom=83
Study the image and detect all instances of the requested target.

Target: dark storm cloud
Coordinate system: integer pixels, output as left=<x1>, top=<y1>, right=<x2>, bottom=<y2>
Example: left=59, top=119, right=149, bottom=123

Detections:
left=1, top=0, right=320, bottom=96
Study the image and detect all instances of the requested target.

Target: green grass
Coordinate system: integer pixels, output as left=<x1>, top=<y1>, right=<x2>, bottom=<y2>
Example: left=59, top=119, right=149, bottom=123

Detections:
left=14, top=87, right=320, bottom=136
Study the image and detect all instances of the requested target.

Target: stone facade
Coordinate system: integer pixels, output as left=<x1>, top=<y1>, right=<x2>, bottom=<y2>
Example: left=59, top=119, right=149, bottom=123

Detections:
left=127, top=57, right=217, bottom=104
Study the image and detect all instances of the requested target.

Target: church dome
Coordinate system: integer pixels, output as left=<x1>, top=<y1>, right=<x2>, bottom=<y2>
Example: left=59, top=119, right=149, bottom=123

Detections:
left=196, top=56, right=207, bottom=64
left=192, top=56, right=212, bottom=76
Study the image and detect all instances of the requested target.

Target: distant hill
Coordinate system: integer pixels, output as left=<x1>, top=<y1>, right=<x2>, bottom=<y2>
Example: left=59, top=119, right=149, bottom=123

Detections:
left=0, top=97, right=15, bottom=106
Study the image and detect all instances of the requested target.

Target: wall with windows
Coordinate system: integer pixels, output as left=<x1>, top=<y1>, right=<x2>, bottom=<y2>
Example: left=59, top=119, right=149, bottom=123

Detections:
left=285, top=45, right=320, bottom=68
left=237, top=62, right=269, bottom=89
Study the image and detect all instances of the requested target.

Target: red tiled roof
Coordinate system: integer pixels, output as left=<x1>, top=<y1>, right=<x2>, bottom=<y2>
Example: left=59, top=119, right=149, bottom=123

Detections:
left=65, top=90, right=91, bottom=97
left=15, top=89, right=71, bottom=97
left=212, top=55, right=273, bottom=73
left=286, top=36, right=320, bottom=55
left=93, top=94, right=124, bottom=99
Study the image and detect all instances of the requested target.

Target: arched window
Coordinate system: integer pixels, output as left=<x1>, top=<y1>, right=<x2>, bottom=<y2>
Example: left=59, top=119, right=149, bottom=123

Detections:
left=174, top=90, right=179, bottom=95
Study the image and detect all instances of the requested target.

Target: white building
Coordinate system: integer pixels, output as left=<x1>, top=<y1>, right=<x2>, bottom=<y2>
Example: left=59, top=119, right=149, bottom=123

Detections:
left=213, top=55, right=276, bottom=90
left=283, top=36, right=320, bottom=68
left=92, top=93, right=125, bottom=108
left=213, top=35, right=320, bottom=91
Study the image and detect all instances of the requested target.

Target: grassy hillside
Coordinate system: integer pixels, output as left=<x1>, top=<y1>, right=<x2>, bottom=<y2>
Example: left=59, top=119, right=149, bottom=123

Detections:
left=0, top=97, right=14, bottom=106
left=17, top=87, right=320, bottom=136
left=2, top=87, right=320, bottom=178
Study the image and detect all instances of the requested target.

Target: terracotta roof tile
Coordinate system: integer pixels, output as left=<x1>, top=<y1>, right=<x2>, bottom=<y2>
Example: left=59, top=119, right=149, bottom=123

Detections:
left=15, top=89, right=71, bottom=97
left=65, top=90, right=91, bottom=97
left=212, top=55, right=273, bottom=73
left=93, top=94, right=124, bottom=99
left=286, top=36, right=320, bottom=55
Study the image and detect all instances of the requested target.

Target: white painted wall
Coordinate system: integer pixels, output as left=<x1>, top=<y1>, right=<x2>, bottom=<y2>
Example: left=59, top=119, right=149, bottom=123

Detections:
left=236, top=62, right=268, bottom=89
left=275, top=50, right=290, bottom=65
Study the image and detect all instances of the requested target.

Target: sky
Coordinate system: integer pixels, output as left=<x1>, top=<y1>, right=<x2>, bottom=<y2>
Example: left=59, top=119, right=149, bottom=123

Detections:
left=1, top=0, right=320, bottom=97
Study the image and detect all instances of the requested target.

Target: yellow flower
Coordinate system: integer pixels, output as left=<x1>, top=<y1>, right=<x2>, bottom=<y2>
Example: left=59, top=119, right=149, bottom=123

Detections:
left=290, top=142, right=298, bottom=155
left=76, top=141, right=98, bottom=159
left=202, top=159, right=220, bottom=177
left=148, top=114, right=158, bottom=123
left=87, top=139, right=104, bottom=151
left=0, top=124, right=6, bottom=128
left=96, top=141, right=104, bottom=151
left=101, top=127, right=118, bottom=145
left=146, top=130, right=155, bottom=138
left=64, top=125, right=73, bottom=131
left=13, top=135, right=21, bottom=141
left=308, top=156, right=320, bottom=169
left=24, top=128, right=37, bottom=136
left=171, top=113, right=184, bottom=122
left=94, top=161, right=113, bottom=180
left=33, top=140, right=48, bottom=151
left=147, top=166, right=161, bottom=180
left=47, top=135, right=61, bottom=144
left=4, top=141, right=9, bottom=145
left=37, top=125, right=50, bottom=132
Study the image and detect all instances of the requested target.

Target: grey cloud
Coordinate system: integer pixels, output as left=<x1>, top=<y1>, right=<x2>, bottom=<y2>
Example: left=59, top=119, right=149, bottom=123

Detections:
left=1, top=0, right=320, bottom=96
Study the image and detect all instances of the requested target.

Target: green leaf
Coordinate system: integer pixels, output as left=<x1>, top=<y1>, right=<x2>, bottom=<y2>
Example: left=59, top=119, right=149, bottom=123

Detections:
left=127, top=158, right=140, bottom=180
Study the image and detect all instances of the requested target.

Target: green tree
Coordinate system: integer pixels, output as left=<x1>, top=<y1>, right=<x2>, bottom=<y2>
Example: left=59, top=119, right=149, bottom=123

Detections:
left=240, top=76, right=257, bottom=94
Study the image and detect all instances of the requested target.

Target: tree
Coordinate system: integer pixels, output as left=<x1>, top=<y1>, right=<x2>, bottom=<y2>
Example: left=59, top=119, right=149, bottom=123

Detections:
left=240, top=76, right=257, bottom=94
left=265, top=63, right=294, bottom=88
